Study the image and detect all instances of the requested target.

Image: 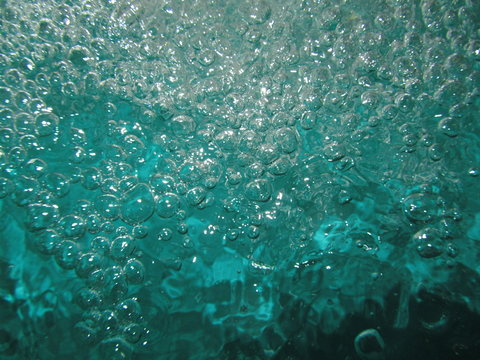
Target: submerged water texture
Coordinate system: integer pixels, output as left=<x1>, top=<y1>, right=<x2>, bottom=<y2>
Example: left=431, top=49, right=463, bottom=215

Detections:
left=0, top=0, right=479, bottom=359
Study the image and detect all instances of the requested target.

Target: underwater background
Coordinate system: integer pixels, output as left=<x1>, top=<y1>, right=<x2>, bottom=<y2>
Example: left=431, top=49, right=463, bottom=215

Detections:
left=0, top=0, right=480, bottom=359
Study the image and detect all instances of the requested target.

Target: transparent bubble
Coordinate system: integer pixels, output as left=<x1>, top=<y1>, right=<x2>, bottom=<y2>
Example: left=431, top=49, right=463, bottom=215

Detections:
left=110, top=235, right=135, bottom=262
left=35, top=112, right=59, bottom=137
left=91, top=236, right=110, bottom=256
left=99, top=337, right=133, bottom=360
left=444, top=53, right=472, bottom=80
left=214, top=129, right=237, bottom=151
left=0, top=177, right=14, bottom=198
left=132, top=225, right=148, bottom=239
left=156, top=193, right=180, bottom=218
left=245, top=179, right=272, bottom=202
left=76, top=200, right=92, bottom=218
left=428, top=143, right=443, bottom=161
left=158, top=227, right=174, bottom=242
left=76, top=253, right=103, bottom=278
left=33, top=229, right=61, bottom=255
left=24, top=158, right=47, bottom=178
left=468, top=167, right=479, bottom=177
left=101, top=178, right=121, bottom=195
left=149, top=174, right=175, bottom=194
left=41, top=173, right=69, bottom=198
left=12, top=176, right=39, bottom=206
left=14, top=113, right=35, bottom=134
left=68, top=45, right=92, bottom=69
left=186, top=186, right=206, bottom=207
left=257, top=143, right=279, bottom=165
left=59, top=214, right=86, bottom=239
left=123, top=323, right=143, bottom=344
left=324, top=142, right=345, bottom=162
left=55, top=240, right=79, bottom=270
left=74, top=321, right=99, bottom=345
left=27, top=203, right=59, bottom=231
left=413, top=227, right=444, bottom=258
left=82, top=167, right=102, bottom=190
left=403, top=193, right=439, bottom=223
left=121, top=184, right=155, bottom=225
left=0, top=108, right=14, bottom=127
left=123, top=134, right=145, bottom=158
left=269, top=156, right=292, bottom=176
left=99, top=309, right=119, bottom=335
left=241, top=0, right=271, bottom=24
left=75, top=287, right=103, bottom=310
left=4, top=69, right=22, bottom=87
left=0, top=87, right=13, bottom=106
left=86, top=214, right=101, bottom=234
left=124, top=259, right=145, bottom=284
left=395, top=93, right=415, bottom=113
left=438, top=117, right=458, bottom=137
left=179, top=162, right=203, bottom=183
left=354, top=329, right=385, bottom=360
left=177, top=222, right=188, bottom=234
left=323, top=88, right=350, bottom=113
left=20, top=134, right=42, bottom=152
left=237, top=130, right=260, bottom=153
left=7, top=146, right=27, bottom=168
left=171, top=115, right=196, bottom=137
left=102, top=221, right=115, bottom=234
left=37, top=18, right=59, bottom=41
left=119, top=176, right=138, bottom=192
left=434, top=80, right=466, bottom=107
left=116, top=298, right=141, bottom=321
left=0, top=128, right=15, bottom=148
left=114, top=162, right=132, bottom=178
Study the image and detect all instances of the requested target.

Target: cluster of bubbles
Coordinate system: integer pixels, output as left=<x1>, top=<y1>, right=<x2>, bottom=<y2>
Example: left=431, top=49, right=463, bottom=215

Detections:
left=0, top=0, right=479, bottom=358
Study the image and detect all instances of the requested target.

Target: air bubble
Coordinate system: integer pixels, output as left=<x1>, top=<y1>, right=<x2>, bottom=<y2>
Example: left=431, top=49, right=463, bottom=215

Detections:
left=60, top=215, right=86, bottom=239
left=110, top=235, right=135, bottom=262
left=82, top=167, right=102, bottom=190
left=186, top=186, right=207, bottom=206
left=76, top=253, right=103, bottom=278
left=438, top=117, right=458, bottom=137
left=0, top=177, right=14, bottom=198
left=171, top=115, right=196, bottom=137
left=27, top=203, right=59, bottom=231
left=412, top=227, right=443, bottom=258
left=121, top=184, right=155, bottom=225
left=245, top=179, right=272, bottom=202
left=68, top=45, right=92, bottom=69
left=403, top=193, right=439, bottom=222
left=35, top=112, right=59, bottom=137
left=123, top=323, right=143, bottom=344
left=55, top=240, right=80, bottom=270
left=74, top=321, right=99, bottom=345
left=14, top=113, right=35, bottom=134
left=33, top=229, right=61, bottom=255
left=156, top=193, right=180, bottom=218
left=354, top=329, right=385, bottom=360
left=42, top=173, right=70, bottom=198
left=0, top=87, right=13, bottom=106
left=124, top=259, right=145, bottom=284
left=91, top=236, right=110, bottom=256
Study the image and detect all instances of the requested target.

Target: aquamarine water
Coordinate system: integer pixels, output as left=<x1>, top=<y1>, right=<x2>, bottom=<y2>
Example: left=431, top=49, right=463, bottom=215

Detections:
left=0, top=0, right=479, bottom=359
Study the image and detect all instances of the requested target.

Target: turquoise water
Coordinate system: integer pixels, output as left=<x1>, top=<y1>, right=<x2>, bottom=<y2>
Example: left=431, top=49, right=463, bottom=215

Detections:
left=0, top=0, right=479, bottom=359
